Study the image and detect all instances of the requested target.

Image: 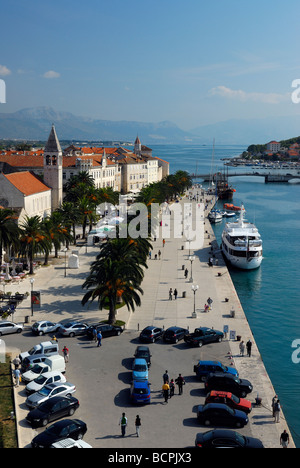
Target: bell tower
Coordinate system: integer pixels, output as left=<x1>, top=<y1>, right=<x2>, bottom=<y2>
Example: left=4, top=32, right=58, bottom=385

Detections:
left=43, top=125, right=63, bottom=211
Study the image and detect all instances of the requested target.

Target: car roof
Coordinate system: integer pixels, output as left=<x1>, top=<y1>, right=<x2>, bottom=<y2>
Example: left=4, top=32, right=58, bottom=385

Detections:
left=199, top=361, right=222, bottom=366
left=0, top=321, right=19, bottom=326
left=135, top=346, right=150, bottom=351
left=208, top=372, right=236, bottom=380
left=165, top=326, right=184, bottom=331
left=209, top=390, right=232, bottom=398
left=44, top=382, right=66, bottom=390
left=133, top=380, right=149, bottom=388
left=133, top=358, right=147, bottom=364
left=203, top=403, right=232, bottom=410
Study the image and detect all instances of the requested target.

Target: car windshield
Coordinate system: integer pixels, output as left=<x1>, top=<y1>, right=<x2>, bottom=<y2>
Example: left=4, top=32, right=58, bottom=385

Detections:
left=134, top=365, right=146, bottom=372
left=142, top=330, right=152, bottom=335
left=63, top=322, right=73, bottom=328
left=32, top=323, right=39, bottom=329
left=234, top=432, right=246, bottom=446
left=46, top=424, right=64, bottom=436
left=231, top=394, right=240, bottom=404
left=32, top=365, right=44, bottom=374
left=34, top=375, right=47, bottom=384
left=134, top=387, right=148, bottom=394
left=38, top=386, right=52, bottom=396
left=28, top=347, right=37, bottom=356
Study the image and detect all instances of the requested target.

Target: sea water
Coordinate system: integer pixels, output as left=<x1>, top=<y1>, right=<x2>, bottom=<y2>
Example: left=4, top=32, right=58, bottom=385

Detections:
left=151, top=144, right=300, bottom=446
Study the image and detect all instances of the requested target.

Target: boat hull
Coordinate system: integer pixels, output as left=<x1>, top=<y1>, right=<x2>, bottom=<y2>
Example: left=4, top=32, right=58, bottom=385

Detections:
left=221, top=244, right=262, bottom=270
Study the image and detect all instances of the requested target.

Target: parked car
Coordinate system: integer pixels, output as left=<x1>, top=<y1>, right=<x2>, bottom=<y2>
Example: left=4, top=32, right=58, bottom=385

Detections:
left=0, top=321, right=23, bottom=336
left=86, top=323, right=123, bottom=339
left=22, top=355, right=66, bottom=383
left=21, top=355, right=48, bottom=373
left=134, top=346, right=151, bottom=367
left=205, top=373, right=253, bottom=398
left=25, top=371, right=66, bottom=395
left=26, top=382, right=76, bottom=409
left=163, top=326, right=189, bottom=344
left=59, top=321, right=89, bottom=337
left=205, top=391, right=252, bottom=414
left=26, top=396, right=80, bottom=428
left=130, top=380, right=151, bottom=404
left=19, top=341, right=59, bottom=361
left=184, top=327, right=224, bottom=347
left=32, top=321, right=60, bottom=336
left=139, top=326, right=164, bottom=343
left=31, top=419, right=87, bottom=448
left=197, top=403, right=249, bottom=428
left=195, top=430, right=264, bottom=448
left=194, top=360, right=238, bottom=381
left=50, top=438, right=92, bottom=448
left=132, top=358, right=148, bottom=380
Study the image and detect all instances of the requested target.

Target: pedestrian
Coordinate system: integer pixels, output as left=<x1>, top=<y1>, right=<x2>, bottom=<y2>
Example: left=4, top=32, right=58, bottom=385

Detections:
left=162, top=382, right=170, bottom=403
left=135, top=415, right=141, bottom=437
left=62, top=345, right=69, bottom=363
left=169, top=288, right=173, bottom=300
left=204, top=303, right=209, bottom=313
left=184, top=268, right=188, bottom=279
left=162, top=238, right=166, bottom=248
left=207, top=297, right=213, bottom=310
left=92, top=327, right=97, bottom=343
left=97, top=330, right=102, bottom=347
left=163, top=370, right=169, bottom=384
left=174, top=288, right=178, bottom=300
left=12, top=355, right=21, bottom=370
left=119, top=413, right=127, bottom=437
left=169, top=379, right=175, bottom=398
left=272, top=394, right=278, bottom=417
left=239, top=341, right=245, bottom=357
left=158, top=250, right=161, bottom=260
left=274, top=400, right=281, bottom=423
left=13, top=368, right=20, bottom=387
left=280, top=430, right=290, bottom=448
left=246, top=339, right=252, bottom=357
left=149, top=250, right=152, bottom=260
left=52, top=335, right=58, bottom=343
left=175, top=374, right=185, bottom=395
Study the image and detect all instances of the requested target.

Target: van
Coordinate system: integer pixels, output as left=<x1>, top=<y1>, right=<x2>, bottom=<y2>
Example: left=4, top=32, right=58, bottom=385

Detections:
left=19, top=341, right=59, bottom=361
left=22, top=355, right=66, bottom=384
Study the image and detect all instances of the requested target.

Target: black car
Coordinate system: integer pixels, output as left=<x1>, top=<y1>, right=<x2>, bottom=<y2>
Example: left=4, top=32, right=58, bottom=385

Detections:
left=197, top=403, right=248, bottom=428
left=184, top=327, right=224, bottom=347
left=139, top=326, right=164, bottom=343
left=163, top=326, right=189, bottom=343
left=134, top=346, right=152, bottom=367
left=205, top=372, right=253, bottom=398
left=86, top=323, right=123, bottom=339
left=26, top=396, right=80, bottom=428
left=31, top=418, right=87, bottom=448
left=195, top=430, right=264, bottom=448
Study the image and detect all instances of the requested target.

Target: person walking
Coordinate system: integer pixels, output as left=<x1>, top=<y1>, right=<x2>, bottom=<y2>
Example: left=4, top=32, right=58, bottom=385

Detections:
left=163, top=370, right=169, bottom=384
left=169, top=379, right=175, bottom=398
left=207, top=297, right=213, bottom=310
left=174, top=289, right=178, bottom=300
left=92, top=327, right=97, bottom=343
left=62, top=346, right=69, bottom=363
left=12, top=355, right=21, bottom=370
left=135, top=415, right=141, bottom=437
left=97, top=330, right=102, bottom=347
left=274, top=400, right=281, bottom=423
left=162, top=382, right=170, bottom=403
left=162, top=238, right=166, bottom=248
left=184, top=268, right=188, bottom=279
left=158, top=250, right=161, bottom=260
left=246, top=339, right=252, bottom=357
left=175, top=374, right=185, bottom=395
left=239, top=341, right=245, bottom=357
left=119, top=413, right=127, bottom=437
left=280, top=430, right=290, bottom=448
left=169, top=288, right=173, bottom=300
left=272, top=394, right=278, bottom=417
left=13, top=368, right=20, bottom=387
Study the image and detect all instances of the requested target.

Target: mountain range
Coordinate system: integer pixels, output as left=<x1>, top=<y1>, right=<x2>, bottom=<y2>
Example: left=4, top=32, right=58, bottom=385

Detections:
left=0, top=106, right=299, bottom=145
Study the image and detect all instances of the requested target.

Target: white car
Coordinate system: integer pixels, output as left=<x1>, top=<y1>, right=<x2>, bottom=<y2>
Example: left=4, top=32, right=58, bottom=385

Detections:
left=25, top=371, right=66, bottom=395
left=26, top=382, right=76, bottom=409
left=51, top=438, right=92, bottom=448
left=0, top=321, right=23, bottom=336
left=32, top=321, right=60, bottom=336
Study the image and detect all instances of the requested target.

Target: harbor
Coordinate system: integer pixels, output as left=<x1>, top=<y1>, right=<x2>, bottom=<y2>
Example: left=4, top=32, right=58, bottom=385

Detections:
left=4, top=189, right=296, bottom=448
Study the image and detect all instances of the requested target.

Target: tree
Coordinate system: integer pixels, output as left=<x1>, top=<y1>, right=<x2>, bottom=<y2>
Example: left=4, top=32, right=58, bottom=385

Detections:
left=0, top=208, right=20, bottom=266
left=82, top=238, right=145, bottom=324
left=19, top=216, right=48, bottom=274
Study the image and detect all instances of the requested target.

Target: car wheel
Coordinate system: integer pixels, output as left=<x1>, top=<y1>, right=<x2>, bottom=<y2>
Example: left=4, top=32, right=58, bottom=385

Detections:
left=66, top=393, right=72, bottom=398
left=236, top=422, right=243, bottom=428
left=241, top=391, right=246, bottom=398
left=217, top=337, right=222, bottom=343
left=38, top=331, right=44, bottom=336
left=17, top=328, right=22, bottom=334
left=0, top=332, right=2, bottom=337
left=69, top=332, right=75, bottom=338
left=42, top=418, right=49, bottom=427
left=77, top=432, right=84, bottom=440
left=198, top=341, right=203, bottom=348
left=69, top=408, right=75, bottom=416
left=204, top=419, right=211, bottom=426
left=116, top=330, right=121, bottom=336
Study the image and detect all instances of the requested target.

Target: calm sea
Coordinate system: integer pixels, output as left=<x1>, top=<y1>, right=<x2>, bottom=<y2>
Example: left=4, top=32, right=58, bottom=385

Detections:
left=152, top=144, right=300, bottom=446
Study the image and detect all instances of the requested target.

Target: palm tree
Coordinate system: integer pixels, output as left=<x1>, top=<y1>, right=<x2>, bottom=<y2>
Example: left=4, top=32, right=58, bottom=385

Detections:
left=82, top=238, right=145, bottom=324
left=57, top=202, right=81, bottom=245
left=0, top=207, right=20, bottom=265
left=19, top=215, right=48, bottom=274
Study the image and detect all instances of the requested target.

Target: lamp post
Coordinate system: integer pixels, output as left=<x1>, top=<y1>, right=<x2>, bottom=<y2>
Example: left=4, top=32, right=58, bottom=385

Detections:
left=189, top=255, right=195, bottom=283
left=191, top=284, right=199, bottom=318
left=30, top=278, right=35, bottom=316
left=63, top=247, right=68, bottom=277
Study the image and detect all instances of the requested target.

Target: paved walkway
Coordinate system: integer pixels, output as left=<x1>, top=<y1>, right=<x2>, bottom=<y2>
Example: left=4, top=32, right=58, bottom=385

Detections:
left=4, top=193, right=295, bottom=449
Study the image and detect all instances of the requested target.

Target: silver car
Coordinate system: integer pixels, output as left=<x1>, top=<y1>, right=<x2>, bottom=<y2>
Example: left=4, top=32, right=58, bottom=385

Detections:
left=26, top=382, right=76, bottom=409
left=59, top=321, right=88, bottom=337
left=32, top=321, right=60, bottom=336
left=0, top=321, right=23, bottom=336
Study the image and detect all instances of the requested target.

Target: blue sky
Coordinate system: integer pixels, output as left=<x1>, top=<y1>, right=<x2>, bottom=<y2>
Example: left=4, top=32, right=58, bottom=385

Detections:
left=1, top=0, right=300, bottom=129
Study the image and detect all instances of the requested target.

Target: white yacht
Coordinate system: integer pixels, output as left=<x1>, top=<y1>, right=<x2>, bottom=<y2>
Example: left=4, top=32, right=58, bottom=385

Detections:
left=221, top=205, right=263, bottom=270
left=208, top=210, right=223, bottom=223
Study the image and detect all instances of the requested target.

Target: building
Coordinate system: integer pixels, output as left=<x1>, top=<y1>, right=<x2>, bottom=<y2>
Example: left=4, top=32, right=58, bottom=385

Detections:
left=266, top=141, right=281, bottom=153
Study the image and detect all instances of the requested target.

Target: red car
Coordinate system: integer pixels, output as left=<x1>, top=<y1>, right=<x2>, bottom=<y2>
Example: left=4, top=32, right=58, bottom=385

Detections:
left=205, top=391, right=252, bottom=414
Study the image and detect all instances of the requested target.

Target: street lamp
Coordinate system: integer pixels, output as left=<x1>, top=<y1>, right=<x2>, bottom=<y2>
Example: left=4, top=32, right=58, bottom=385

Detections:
left=63, top=247, right=68, bottom=277
left=189, top=255, right=195, bottom=283
left=191, top=284, right=199, bottom=318
left=30, top=278, right=35, bottom=316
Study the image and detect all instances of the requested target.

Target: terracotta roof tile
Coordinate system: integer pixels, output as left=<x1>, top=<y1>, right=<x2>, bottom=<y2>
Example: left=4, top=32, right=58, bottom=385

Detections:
left=3, top=171, right=50, bottom=196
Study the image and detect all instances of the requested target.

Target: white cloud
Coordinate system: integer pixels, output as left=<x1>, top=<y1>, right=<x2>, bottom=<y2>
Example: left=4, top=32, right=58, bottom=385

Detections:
left=43, top=70, right=60, bottom=79
left=209, top=85, right=289, bottom=104
left=0, top=65, right=11, bottom=76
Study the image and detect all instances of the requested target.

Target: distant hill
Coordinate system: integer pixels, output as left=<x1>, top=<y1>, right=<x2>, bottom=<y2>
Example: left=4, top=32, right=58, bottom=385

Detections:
left=0, top=107, right=196, bottom=144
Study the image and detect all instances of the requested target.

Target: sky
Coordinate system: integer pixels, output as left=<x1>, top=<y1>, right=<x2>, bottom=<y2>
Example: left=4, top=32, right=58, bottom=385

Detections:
left=1, top=0, right=300, bottom=130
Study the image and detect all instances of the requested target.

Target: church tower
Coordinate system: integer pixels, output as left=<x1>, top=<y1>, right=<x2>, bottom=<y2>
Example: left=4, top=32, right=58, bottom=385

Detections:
left=43, top=125, right=63, bottom=211
left=134, top=135, right=142, bottom=157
